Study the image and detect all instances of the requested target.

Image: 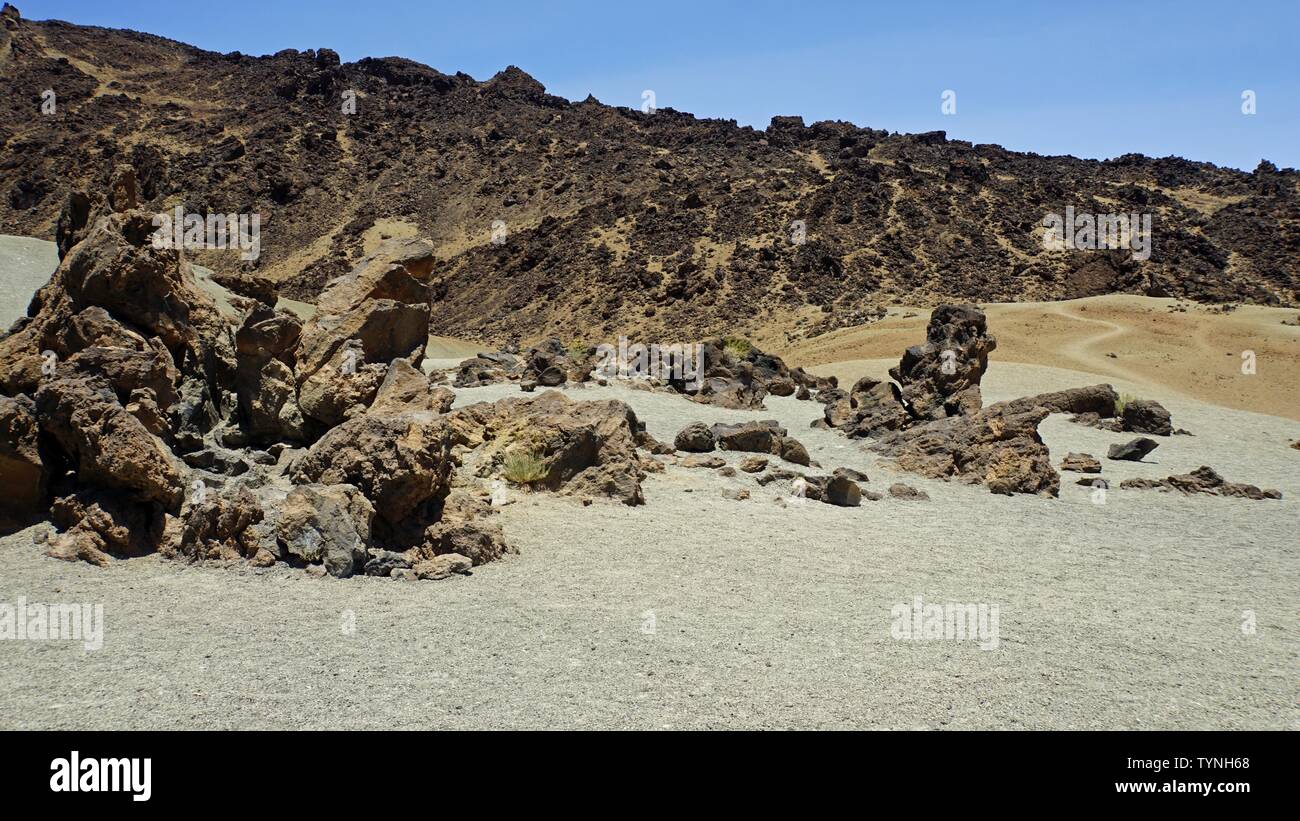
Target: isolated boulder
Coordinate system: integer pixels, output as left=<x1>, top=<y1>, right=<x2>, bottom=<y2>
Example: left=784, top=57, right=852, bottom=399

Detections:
left=888, top=483, right=931, bottom=501
left=1059, top=452, right=1102, bottom=473
left=710, top=420, right=812, bottom=466
left=803, top=474, right=862, bottom=507
left=1121, top=399, right=1173, bottom=436
left=1107, top=437, right=1159, bottom=462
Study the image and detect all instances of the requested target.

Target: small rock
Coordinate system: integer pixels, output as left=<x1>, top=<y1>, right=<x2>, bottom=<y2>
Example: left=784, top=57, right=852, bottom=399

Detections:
left=1107, top=437, right=1159, bottom=462
left=888, top=483, right=930, bottom=501
left=413, top=552, right=473, bottom=580
left=1059, top=452, right=1102, bottom=473
left=739, top=455, right=768, bottom=473
left=681, top=454, right=725, bottom=469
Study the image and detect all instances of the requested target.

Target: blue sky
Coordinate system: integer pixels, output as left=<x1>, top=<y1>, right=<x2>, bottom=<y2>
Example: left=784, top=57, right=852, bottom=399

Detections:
left=21, top=0, right=1299, bottom=170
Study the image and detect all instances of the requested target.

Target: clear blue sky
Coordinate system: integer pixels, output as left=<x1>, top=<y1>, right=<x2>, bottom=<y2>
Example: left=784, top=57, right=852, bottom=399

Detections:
left=21, top=0, right=1299, bottom=170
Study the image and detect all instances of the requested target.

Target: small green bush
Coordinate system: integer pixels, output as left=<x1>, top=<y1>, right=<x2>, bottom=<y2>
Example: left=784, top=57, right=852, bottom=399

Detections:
left=1115, top=392, right=1138, bottom=416
left=502, top=449, right=547, bottom=485
left=722, top=336, right=753, bottom=358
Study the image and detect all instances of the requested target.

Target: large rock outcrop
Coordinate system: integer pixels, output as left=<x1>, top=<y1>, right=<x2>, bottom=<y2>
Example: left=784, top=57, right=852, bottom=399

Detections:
left=448, top=390, right=650, bottom=505
left=293, top=239, right=435, bottom=428
left=869, top=403, right=1060, bottom=496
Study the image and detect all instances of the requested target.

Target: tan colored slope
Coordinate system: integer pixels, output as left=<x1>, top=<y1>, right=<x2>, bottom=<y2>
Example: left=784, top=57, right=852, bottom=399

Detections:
left=777, top=295, right=1300, bottom=421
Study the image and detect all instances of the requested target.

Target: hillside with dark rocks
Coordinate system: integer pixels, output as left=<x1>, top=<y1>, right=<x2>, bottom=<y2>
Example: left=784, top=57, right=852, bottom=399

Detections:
left=1, top=3, right=1296, bottom=347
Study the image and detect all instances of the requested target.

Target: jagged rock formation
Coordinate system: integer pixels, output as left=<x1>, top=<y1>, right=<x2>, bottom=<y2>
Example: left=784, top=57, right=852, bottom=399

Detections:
left=0, top=3, right=1294, bottom=350
left=818, top=304, right=1141, bottom=496
left=0, top=175, right=660, bottom=577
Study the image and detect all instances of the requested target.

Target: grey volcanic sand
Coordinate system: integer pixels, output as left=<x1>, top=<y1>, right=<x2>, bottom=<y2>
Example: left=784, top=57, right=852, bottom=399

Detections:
left=1, top=368, right=1296, bottom=730
left=0, top=235, right=58, bottom=329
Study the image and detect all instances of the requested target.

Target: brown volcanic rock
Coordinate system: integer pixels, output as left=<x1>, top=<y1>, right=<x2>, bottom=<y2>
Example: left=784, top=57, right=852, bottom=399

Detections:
left=171, top=484, right=267, bottom=565
left=869, top=404, right=1059, bottom=496
left=1107, top=437, right=1159, bottom=461
left=293, top=239, right=435, bottom=426
left=288, top=411, right=456, bottom=540
left=0, top=206, right=232, bottom=399
left=1120, top=466, right=1281, bottom=500
left=1001, top=384, right=1120, bottom=417
left=48, top=488, right=167, bottom=565
left=890, top=303, right=996, bottom=421
left=277, top=483, right=374, bottom=577
left=673, top=421, right=716, bottom=452
left=0, top=394, right=47, bottom=527
left=368, top=357, right=454, bottom=415
left=820, top=306, right=1132, bottom=495
left=1059, top=452, right=1102, bottom=473
left=35, top=374, right=185, bottom=509
left=803, top=474, right=862, bottom=507
left=449, top=390, right=648, bottom=505
left=824, top=376, right=912, bottom=437
left=233, top=304, right=305, bottom=442
left=1121, top=399, right=1173, bottom=436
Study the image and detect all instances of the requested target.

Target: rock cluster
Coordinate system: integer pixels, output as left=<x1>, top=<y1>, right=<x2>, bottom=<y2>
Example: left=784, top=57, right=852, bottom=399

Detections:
left=454, top=335, right=833, bottom=412
left=820, top=304, right=1131, bottom=496
left=0, top=179, right=656, bottom=577
left=673, top=419, right=812, bottom=467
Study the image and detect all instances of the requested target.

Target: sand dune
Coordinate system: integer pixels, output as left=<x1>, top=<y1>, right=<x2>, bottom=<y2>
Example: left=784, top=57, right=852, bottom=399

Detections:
left=780, top=295, right=1300, bottom=421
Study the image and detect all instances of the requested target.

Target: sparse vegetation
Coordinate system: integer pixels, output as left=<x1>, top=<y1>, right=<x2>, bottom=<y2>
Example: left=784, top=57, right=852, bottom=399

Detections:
left=723, top=336, right=753, bottom=358
left=1115, top=392, right=1138, bottom=416
left=566, top=340, right=590, bottom=361
left=502, top=448, right=548, bottom=485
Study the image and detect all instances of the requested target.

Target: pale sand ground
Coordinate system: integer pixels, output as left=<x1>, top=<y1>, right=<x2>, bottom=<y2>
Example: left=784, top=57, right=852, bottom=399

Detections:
left=1, top=372, right=1296, bottom=730
left=0, top=235, right=58, bottom=329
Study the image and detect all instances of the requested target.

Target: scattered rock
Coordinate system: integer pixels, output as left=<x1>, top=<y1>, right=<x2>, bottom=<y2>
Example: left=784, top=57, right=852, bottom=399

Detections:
left=1121, top=399, right=1173, bottom=436
left=413, top=552, right=473, bottom=580
left=1120, top=466, right=1281, bottom=500
left=804, top=474, right=862, bottom=506
left=673, top=421, right=716, bottom=452
left=1059, top=452, right=1102, bottom=473
left=738, top=455, right=768, bottom=473
left=1107, top=437, right=1159, bottom=462
left=888, top=483, right=930, bottom=501
left=681, top=454, right=726, bottom=469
